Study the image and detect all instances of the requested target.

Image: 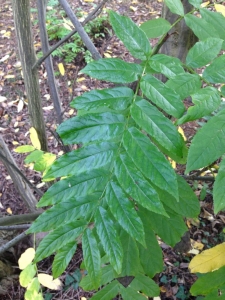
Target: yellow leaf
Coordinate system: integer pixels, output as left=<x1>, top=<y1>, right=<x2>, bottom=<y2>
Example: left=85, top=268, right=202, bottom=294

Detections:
left=178, top=126, right=187, bottom=141
left=189, top=242, right=225, bottom=273
left=104, top=52, right=112, bottom=58
left=12, top=141, right=19, bottom=145
left=58, top=63, right=65, bottom=76
left=18, top=248, right=35, bottom=270
left=29, top=127, right=41, bottom=150
left=6, top=207, right=12, bottom=214
left=84, top=0, right=94, bottom=2
left=190, top=239, right=204, bottom=251
left=77, top=77, right=86, bottom=82
left=201, top=1, right=210, bottom=7
left=168, top=157, right=176, bottom=169
left=38, top=274, right=62, bottom=290
left=215, top=4, right=225, bottom=17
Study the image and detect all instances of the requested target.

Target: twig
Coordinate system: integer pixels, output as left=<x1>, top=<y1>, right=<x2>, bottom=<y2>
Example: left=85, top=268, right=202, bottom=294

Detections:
left=0, top=232, right=28, bottom=255
left=33, top=0, right=108, bottom=69
left=182, top=175, right=215, bottom=182
left=0, top=225, right=30, bottom=230
left=0, top=212, right=42, bottom=226
left=0, top=152, right=43, bottom=197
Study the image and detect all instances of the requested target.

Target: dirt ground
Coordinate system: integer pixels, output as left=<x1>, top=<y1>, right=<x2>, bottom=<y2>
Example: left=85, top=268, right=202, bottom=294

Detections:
left=0, top=0, right=224, bottom=299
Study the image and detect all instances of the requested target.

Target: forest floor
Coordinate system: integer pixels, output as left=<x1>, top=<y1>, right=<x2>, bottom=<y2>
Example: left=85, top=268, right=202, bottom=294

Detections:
left=0, top=0, right=225, bottom=299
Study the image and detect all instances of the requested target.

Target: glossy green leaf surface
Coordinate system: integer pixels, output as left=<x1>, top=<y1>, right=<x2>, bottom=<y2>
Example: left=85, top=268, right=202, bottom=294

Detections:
left=140, top=18, right=171, bottom=38
left=91, top=281, right=120, bottom=300
left=166, top=73, right=201, bottom=100
left=115, top=153, right=166, bottom=216
left=149, top=54, right=184, bottom=78
left=95, top=207, right=123, bottom=274
left=29, top=194, right=99, bottom=233
left=190, top=266, right=225, bottom=296
left=164, top=0, right=184, bottom=16
left=129, top=274, right=160, bottom=297
left=200, top=8, right=225, bottom=41
left=109, top=11, right=151, bottom=60
left=186, top=38, right=223, bottom=68
left=131, top=99, right=184, bottom=157
left=34, top=220, right=86, bottom=262
left=57, top=112, right=126, bottom=145
left=123, top=127, right=179, bottom=200
left=155, top=175, right=200, bottom=218
left=184, top=14, right=219, bottom=41
left=203, top=54, right=225, bottom=83
left=52, top=242, right=77, bottom=278
left=138, top=209, right=163, bottom=277
left=177, top=87, right=221, bottom=125
left=44, top=142, right=118, bottom=180
left=106, top=181, right=146, bottom=246
left=141, top=75, right=184, bottom=118
left=82, top=229, right=101, bottom=289
left=186, top=109, right=225, bottom=173
left=71, top=87, right=133, bottom=112
left=38, top=169, right=108, bottom=206
left=213, top=159, right=225, bottom=214
left=145, top=206, right=187, bottom=246
left=82, top=58, right=143, bottom=83
left=119, top=230, right=142, bottom=276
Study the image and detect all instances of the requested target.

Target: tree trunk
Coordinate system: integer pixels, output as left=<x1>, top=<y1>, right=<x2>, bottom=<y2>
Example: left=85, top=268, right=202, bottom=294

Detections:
left=11, top=0, right=48, bottom=151
left=160, top=0, right=197, bottom=63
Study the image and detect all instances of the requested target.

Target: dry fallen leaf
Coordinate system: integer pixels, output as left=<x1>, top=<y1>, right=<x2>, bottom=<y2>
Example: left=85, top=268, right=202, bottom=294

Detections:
left=58, top=63, right=65, bottom=76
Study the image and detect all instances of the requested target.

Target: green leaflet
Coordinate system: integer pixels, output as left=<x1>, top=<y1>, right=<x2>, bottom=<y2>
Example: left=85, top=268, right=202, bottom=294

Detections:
left=34, top=220, right=86, bottom=262
left=140, top=74, right=185, bottom=118
left=123, top=127, right=179, bottom=200
left=186, top=108, right=225, bottom=173
left=166, top=73, right=201, bottom=100
left=190, top=266, right=225, bottom=296
left=82, top=229, right=101, bottom=289
left=149, top=54, right=184, bottom=78
left=213, top=159, right=225, bottom=214
left=109, top=11, right=151, bottom=60
left=24, top=278, right=41, bottom=300
left=71, top=87, right=134, bottom=113
left=186, top=38, right=223, bottom=68
left=131, top=99, right=184, bottom=157
left=138, top=210, right=163, bottom=277
left=20, top=264, right=36, bottom=288
left=141, top=206, right=187, bottom=247
left=29, top=193, right=100, bottom=233
left=177, top=87, right=221, bottom=125
left=154, top=175, right=200, bottom=218
left=15, top=145, right=35, bottom=153
left=57, top=112, right=126, bottom=145
left=52, top=242, right=77, bottom=278
left=90, top=281, right=120, bottom=300
left=24, top=150, right=43, bottom=164
left=200, top=8, right=225, bottom=41
left=184, top=14, right=220, bottom=41
left=129, top=274, right=160, bottom=297
left=164, top=0, right=184, bottom=16
left=95, top=207, right=123, bottom=274
left=43, top=142, right=118, bottom=180
left=82, top=58, right=143, bottom=83
left=188, top=0, right=202, bottom=8
left=114, top=153, right=167, bottom=216
left=203, top=54, right=225, bottom=83
left=119, top=230, right=142, bottom=277
left=120, top=285, right=147, bottom=300
left=140, top=18, right=171, bottom=38
left=38, top=169, right=109, bottom=206
left=33, top=152, right=56, bottom=173
left=106, top=181, right=146, bottom=246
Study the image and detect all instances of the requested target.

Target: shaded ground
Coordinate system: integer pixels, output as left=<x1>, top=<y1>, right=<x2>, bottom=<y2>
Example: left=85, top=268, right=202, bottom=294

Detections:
left=0, top=0, right=225, bottom=299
